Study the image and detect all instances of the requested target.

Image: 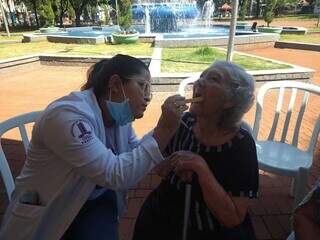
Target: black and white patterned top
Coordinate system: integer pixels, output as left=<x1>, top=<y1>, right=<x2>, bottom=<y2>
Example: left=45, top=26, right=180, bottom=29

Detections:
left=158, top=112, right=259, bottom=234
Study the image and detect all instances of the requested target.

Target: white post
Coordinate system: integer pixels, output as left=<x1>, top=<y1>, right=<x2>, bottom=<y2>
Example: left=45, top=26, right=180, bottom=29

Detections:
left=0, top=0, right=10, bottom=37
left=226, top=0, right=239, bottom=62
left=249, top=0, right=253, bottom=16
left=115, top=0, right=119, bottom=26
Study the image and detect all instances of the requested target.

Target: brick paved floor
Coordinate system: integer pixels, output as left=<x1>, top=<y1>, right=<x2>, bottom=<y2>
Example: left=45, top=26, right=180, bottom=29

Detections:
left=0, top=47, right=319, bottom=240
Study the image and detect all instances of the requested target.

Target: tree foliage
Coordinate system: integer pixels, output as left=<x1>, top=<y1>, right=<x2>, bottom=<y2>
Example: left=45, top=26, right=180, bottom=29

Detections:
left=69, top=0, right=91, bottom=26
left=239, top=0, right=249, bottom=20
left=264, top=0, right=277, bottom=26
left=118, top=0, right=132, bottom=31
left=39, top=0, right=55, bottom=26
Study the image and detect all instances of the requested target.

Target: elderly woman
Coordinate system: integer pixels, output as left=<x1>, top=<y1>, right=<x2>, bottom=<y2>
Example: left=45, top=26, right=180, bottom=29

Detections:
left=133, top=61, right=259, bottom=240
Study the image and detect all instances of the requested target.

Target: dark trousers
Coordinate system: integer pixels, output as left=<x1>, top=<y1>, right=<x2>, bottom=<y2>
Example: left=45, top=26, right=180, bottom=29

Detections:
left=62, top=190, right=118, bottom=240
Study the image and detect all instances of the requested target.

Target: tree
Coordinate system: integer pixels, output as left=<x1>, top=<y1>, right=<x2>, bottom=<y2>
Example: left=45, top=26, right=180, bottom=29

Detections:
left=239, top=0, right=249, bottom=20
left=118, top=0, right=132, bottom=31
left=255, top=0, right=260, bottom=18
left=24, top=0, right=41, bottom=27
left=57, top=0, right=69, bottom=27
left=102, top=3, right=113, bottom=25
left=263, top=0, right=277, bottom=26
left=69, top=0, right=91, bottom=26
left=38, top=0, right=55, bottom=26
left=5, top=0, right=16, bottom=26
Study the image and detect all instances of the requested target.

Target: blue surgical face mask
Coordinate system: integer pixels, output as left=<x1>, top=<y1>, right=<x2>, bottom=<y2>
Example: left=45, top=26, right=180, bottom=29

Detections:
left=106, top=83, right=134, bottom=126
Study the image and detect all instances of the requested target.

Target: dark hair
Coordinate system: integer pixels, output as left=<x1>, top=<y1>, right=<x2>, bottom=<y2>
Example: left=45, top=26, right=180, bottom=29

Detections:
left=81, top=54, right=149, bottom=97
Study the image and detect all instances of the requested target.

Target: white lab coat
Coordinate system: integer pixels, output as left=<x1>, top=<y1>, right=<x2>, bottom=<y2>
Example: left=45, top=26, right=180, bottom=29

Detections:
left=0, top=89, right=164, bottom=240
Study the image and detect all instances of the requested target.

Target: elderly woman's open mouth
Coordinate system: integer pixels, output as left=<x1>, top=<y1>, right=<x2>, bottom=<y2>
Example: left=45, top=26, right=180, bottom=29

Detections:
left=184, top=96, right=204, bottom=104
left=189, top=90, right=204, bottom=104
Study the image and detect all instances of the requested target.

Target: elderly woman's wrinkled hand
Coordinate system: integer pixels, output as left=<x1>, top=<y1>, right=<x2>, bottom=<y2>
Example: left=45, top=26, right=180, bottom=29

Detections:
left=157, top=95, right=188, bottom=132
left=168, top=150, right=209, bottom=181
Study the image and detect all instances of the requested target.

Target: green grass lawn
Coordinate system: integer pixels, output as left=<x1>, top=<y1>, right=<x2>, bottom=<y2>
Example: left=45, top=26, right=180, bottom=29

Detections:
left=0, top=31, right=36, bottom=41
left=161, top=47, right=291, bottom=73
left=0, top=41, right=153, bottom=59
left=0, top=35, right=23, bottom=41
left=308, top=27, right=320, bottom=33
left=274, top=14, right=319, bottom=21
left=280, top=33, right=320, bottom=44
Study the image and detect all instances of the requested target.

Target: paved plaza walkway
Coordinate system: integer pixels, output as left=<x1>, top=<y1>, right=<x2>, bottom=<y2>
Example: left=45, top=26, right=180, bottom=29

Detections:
left=0, top=47, right=319, bottom=240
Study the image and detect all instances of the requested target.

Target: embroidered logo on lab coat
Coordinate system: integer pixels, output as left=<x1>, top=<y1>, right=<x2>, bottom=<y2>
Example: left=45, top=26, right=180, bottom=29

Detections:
left=71, top=121, right=93, bottom=144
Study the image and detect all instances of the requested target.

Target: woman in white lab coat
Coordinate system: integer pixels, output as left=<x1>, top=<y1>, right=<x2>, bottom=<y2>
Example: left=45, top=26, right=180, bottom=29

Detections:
left=0, top=54, right=187, bottom=240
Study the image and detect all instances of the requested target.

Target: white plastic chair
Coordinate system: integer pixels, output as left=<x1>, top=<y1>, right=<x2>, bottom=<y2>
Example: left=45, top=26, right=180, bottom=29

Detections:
left=0, top=111, right=42, bottom=200
left=253, top=81, right=320, bottom=207
left=178, top=74, right=200, bottom=97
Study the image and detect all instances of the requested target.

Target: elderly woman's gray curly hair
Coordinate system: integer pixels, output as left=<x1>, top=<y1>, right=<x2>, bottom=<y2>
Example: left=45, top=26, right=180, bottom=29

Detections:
left=211, top=60, right=255, bottom=130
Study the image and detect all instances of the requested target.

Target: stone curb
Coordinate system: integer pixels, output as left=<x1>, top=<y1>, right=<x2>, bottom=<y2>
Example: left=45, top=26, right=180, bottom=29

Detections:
left=275, top=41, right=320, bottom=52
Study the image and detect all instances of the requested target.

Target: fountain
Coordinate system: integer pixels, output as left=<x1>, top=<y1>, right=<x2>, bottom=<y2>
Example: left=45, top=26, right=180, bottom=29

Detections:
left=132, top=0, right=199, bottom=33
left=202, top=0, right=215, bottom=28
left=145, top=7, right=151, bottom=34
left=23, top=0, right=277, bottom=48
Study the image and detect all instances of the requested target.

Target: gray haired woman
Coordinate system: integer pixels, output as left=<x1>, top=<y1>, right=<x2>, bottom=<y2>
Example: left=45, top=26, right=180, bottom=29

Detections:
left=133, top=61, right=259, bottom=240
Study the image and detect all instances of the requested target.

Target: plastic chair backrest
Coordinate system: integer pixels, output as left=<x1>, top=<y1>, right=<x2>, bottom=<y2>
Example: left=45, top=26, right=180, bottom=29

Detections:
left=178, top=74, right=200, bottom=97
left=0, top=111, right=42, bottom=200
left=253, top=81, right=320, bottom=154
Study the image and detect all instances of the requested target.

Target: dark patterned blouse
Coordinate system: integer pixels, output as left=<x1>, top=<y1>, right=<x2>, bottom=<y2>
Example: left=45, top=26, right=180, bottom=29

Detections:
left=133, top=112, right=259, bottom=240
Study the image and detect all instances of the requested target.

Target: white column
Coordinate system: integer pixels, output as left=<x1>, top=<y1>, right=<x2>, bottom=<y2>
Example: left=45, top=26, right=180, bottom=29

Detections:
left=226, top=0, right=239, bottom=62
left=0, top=0, right=10, bottom=37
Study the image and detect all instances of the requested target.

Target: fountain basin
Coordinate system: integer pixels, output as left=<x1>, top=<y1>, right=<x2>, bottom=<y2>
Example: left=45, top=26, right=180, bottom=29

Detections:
left=39, top=27, right=61, bottom=33
left=257, top=26, right=283, bottom=34
left=22, top=24, right=279, bottom=50
left=281, top=27, right=307, bottom=35
left=155, top=32, right=279, bottom=48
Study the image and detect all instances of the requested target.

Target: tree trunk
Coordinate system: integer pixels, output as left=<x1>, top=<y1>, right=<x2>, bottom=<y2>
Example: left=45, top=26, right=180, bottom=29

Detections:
left=6, top=0, right=15, bottom=26
left=59, top=12, right=64, bottom=27
left=59, top=0, right=64, bottom=27
left=32, top=0, right=40, bottom=27
left=16, top=12, right=22, bottom=25
left=255, top=0, right=260, bottom=18
left=249, top=0, right=253, bottom=16
left=75, top=10, right=81, bottom=26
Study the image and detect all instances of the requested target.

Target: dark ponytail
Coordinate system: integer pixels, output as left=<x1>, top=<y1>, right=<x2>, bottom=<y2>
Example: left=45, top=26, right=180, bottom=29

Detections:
left=81, top=54, right=149, bottom=97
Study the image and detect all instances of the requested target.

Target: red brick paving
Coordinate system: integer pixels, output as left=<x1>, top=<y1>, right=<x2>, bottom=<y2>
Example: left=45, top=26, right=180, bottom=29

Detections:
left=0, top=47, right=320, bottom=240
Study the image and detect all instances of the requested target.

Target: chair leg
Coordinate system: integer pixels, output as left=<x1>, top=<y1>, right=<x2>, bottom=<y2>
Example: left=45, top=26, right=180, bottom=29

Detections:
left=293, top=168, right=309, bottom=208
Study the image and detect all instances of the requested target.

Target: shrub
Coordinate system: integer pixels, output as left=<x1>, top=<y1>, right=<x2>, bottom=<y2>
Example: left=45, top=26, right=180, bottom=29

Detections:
left=195, top=46, right=214, bottom=56
left=118, top=0, right=132, bottom=31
